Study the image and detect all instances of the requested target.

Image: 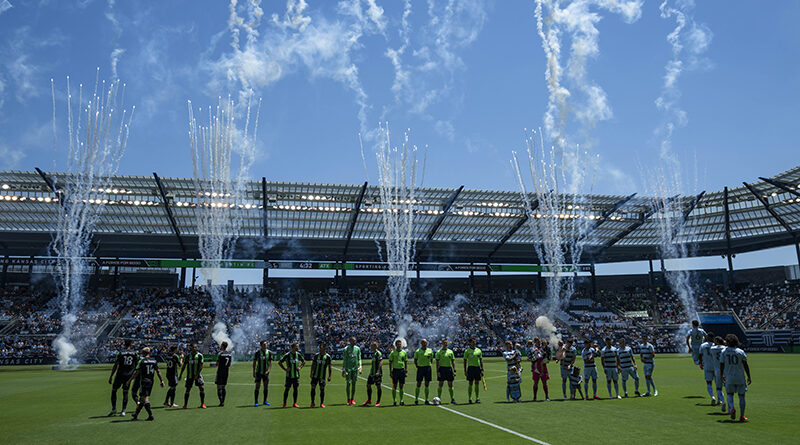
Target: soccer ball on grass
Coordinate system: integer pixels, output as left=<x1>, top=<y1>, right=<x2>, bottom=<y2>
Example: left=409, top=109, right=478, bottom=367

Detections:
left=432, top=397, right=441, bottom=405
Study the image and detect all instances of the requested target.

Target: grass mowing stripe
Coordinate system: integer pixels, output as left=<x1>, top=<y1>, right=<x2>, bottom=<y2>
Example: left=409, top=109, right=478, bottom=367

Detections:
left=334, top=367, right=549, bottom=445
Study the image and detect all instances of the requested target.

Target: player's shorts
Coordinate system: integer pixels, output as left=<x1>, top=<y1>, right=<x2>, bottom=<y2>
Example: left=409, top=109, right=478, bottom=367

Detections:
left=167, top=374, right=178, bottom=387
left=310, top=377, right=326, bottom=387
left=583, top=366, right=598, bottom=380
left=726, top=383, right=747, bottom=395
left=416, top=366, right=432, bottom=383
left=691, top=349, right=701, bottom=364
left=466, top=366, right=482, bottom=382
left=254, top=373, right=270, bottom=385
left=533, top=366, right=549, bottom=382
left=367, top=374, right=382, bottom=385
left=139, top=380, right=154, bottom=398
left=703, top=368, right=715, bottom=382
left=344, top=369, right=358, bottom=382
left=112, top=373, right=134, bottom=390
left=284, top=377, right=299, bottom=388
left=185, top=375, right=205, bottom=388
left=391, top=368, right=406, bottom=385
left=215, top=369, right=229, bottom=386
left=713, top=368, right=723, bottom=388
left=621, top=367, right=638, bottom=381
left=560, top=365, right=572, bottom=380
left=643, top=363, right=654, bottom=376
left=508, top=383, right=521, bottom=400
left=438, top=367, right=455, bottom=382
left=604, top=368, right=619, bottom=381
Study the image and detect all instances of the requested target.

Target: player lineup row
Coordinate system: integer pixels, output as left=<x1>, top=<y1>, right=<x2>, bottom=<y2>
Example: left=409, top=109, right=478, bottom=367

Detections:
left=105, top=323, right=751, bottom=423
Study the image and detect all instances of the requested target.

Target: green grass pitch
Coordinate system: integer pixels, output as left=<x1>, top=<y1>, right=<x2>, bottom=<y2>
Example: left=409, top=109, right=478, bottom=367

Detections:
left=1, top=354, right=798, bottom=444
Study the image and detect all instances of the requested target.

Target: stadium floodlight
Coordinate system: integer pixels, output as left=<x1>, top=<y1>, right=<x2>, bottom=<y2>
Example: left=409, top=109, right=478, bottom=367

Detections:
left=1, top=184, right=9, bottom=189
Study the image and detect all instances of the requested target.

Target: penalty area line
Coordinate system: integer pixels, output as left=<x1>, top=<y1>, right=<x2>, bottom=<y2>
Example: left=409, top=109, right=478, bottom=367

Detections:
left=334, top=367, right=549, bottom=444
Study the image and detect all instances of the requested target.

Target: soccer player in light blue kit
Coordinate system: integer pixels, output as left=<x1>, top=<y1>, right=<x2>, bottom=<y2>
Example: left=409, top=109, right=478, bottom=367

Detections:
left=639, top=334, right=657, bottom=397
left=686, top=320, right=707, bottom=365
left=581, top=339, right=599, bottom=400
left=617, top=339, right=640, bottom=397
left=559, top=339, right=577, bottom=400
left=710, top=336, right=727, bottom=412
left=720, top=334, right=751, bottom=422
left=698, top=332, right=718, bottom=405
left=600, top=338, right=621, bottom=399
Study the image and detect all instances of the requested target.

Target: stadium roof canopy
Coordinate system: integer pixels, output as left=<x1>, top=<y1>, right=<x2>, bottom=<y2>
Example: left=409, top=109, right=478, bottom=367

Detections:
left=0, top=167, right=799, bottom=265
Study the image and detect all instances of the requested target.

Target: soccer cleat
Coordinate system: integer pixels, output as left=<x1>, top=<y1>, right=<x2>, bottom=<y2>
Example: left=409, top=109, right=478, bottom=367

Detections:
left=361, top=400, right=371, bottom=406
left=374, top=402, right=380, bottom=407
left=393, top=402, right=397, bottom=406
left=585, top=396, right=590, bottom=400
left=730, top=408, right=736, bottom=420
left=654, top=390, right=658, bottom=397
left=635, top=391, right=641, bottom=397
left=425, top=400, right=431, bottom=405
left=711, top=397, right=717, bottom=406
left=721, top=403, right=727, bottom=413
left=131, top=414, right=138, bottom=421
left=414, top=400, right=419, bottom=405
left=399, top=401, right=405, bottom=406
left=546, top=398, right=551, bottom=402
left=739, top=416, right=748, bottom=422
left=310, top=403, right=315, bottom=408
left=254, top=403, right=259, bottom=407
left=617, top=396, right=622, bottom=399
left=120, top=410, right=126, bottom=416
left=451, top=399, right=457, bottom=405
left=624, top=393, right=628, bottom=398
left=475, top=399, right=481, bottom=404
left=320, top=403, right=326, bottom=408
left=643, top=392, right=651, bottom=397
left=171, top=404, right=179, bottom=408
left=594, top=396, right=600, bottom=400
left=200, top=404, right=206, bottom=409
left=219, top=403, right=224, bottom=407
left=107, top=410, right=117, bottom=417
left=182, top=405, right=187, bottom=409
left=293, top=403, right=299, bottom=408
left=145, top=416, right=154, bottom=421
left=468, top=400, right=473, bottom=404
left=264, top=401, right=270, bottom=406
left=282, top=404, right=287, bottom=408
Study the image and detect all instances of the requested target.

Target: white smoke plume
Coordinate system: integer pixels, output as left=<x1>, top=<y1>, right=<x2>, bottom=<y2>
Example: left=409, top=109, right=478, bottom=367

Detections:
left=531, top=315, right=562, bottom=346
left=534, top=0, right=642, bottom=150
left=647, top=0, right=712, bottom=332
left=0, top=1, right=13, bottom=15
left=212, top=321, right=233, bottom=351
left=400, top=294, right=468, bottom=351
left=106, top=0, right=125, bottom=79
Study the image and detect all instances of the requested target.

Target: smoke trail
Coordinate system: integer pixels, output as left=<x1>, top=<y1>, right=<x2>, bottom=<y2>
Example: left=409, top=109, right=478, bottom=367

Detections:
left=534, top=0, right=642, bottom=151
left=512, top=131, right=596, bottom=316
left=531, top=315, right=562, bottom=346
left=374, top=123, right=419, bottom=342
left=231, top=297, right=275, bottom=354
left=402, top=294, right=468, bottom=350
left=105, top=0, right=125, bottom=79
left=50, top=73, right=132, bottom=367
left=648, top=0, right=712, bottom=332
left=188, top=95, right=261, bottom=352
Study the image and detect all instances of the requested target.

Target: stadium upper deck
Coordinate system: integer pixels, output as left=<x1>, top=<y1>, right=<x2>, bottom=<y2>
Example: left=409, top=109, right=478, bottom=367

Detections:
left=0, top=166, right=798, bottom=264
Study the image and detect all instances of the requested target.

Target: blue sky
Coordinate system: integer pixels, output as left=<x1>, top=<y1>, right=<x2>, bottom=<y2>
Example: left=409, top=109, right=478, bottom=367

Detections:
left=0, top=0, right=798, bottom=280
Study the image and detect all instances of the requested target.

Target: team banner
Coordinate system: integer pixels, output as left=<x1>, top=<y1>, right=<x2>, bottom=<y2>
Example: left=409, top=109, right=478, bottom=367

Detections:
left=0, top=257, right=591, bottom=273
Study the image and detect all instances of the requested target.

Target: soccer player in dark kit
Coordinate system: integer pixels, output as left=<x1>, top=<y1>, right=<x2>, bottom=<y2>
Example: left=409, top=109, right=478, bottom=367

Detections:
left=215, top=341, right=233, bottom=406
left=253, top=340, right=272, bottom=407
left=279, top=342, right=305, bottom=408
left=163, top=345, right=182, bottom=407
left=108, top=339, right=139, bottom=416
left=128, top=347, right=164, bottom=421
left=309, top=343, right=332, bottom=408
left=179, top=343, right=206, bottom=409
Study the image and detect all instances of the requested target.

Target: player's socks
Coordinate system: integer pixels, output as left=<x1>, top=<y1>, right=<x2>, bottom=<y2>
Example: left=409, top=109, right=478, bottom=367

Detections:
left=199, top=390, right=205, bottom=406
left=717, top=387, right=724, bottom=406
left=542, top=382, right=549, bottom=399
left=283, top=387, right=290, bottom=406
left=346, top=381, right=352, bottom=403
left=134, top=402, right=144, bottom=417
left=254, top=389, right=260, bottom=405
left=367, top=385, right=372, bottom=401
left=613, top=381, right=619, bottom=397
left=438, top=385, right=443, bottom=398
left=474, top=382, right=480, bottom=400
left=584, top=381, right=589, bottom=397
left=448, top=386, right=454, bottom=401
left=634, top=377, right=640, bottom=393
left=311, top=386, right=316, bottom=405
left=144, top=401, right=152, bottom=417
left=592, top=379, right=597, bottom=397
left=292, top=386, right=299, bottom=404
left=706, top=382, right=714, bottom=399
left=415, top=386, right=420, bottom=401
left=622, top=380, right=627, bottom=395
left=392, top=387, right=396, bottom=403
left=263, top=385, right=269, bottom=403
left=467, top=383, right=472, bottom=401
left=376, top=386, right=382, bottom=403
left=122, top=389, right=129, bottom=412
left=533, top=381, right=538, bottom=400
left=738, top=394, right=746, bottom=418
left=111, top=391, right=117, bottom=411
left=425, top=385, right=430, bottom=401
left=320, top=387, right=325, bottom=405
left=562, top=380, right=567, bottom=399
left=607, top=382, right=613, bottom=398
left=726, top=393, right=734, bottom=411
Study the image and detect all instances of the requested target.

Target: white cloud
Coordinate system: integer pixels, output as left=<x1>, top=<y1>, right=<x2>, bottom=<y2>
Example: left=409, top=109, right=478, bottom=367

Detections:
left=0, top=1, right=13, bottom=15
left=0, top=143, right=25, bottom=169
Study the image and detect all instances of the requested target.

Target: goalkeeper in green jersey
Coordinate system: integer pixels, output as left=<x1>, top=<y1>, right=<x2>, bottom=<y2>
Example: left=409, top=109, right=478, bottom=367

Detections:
left=342, top=337, right=362, bottom=406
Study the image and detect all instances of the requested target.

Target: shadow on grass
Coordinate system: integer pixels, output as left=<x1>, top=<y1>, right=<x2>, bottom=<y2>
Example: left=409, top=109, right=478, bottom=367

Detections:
left=683, top=396, right=704, bottom=399
left=717, top=419, right=746, bottom=424
left=707, top=412, right=729, bottom=416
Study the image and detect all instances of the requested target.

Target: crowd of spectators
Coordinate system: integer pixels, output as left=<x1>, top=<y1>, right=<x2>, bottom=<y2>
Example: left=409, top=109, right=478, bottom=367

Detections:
left=725, top=283, right=800, bottom=329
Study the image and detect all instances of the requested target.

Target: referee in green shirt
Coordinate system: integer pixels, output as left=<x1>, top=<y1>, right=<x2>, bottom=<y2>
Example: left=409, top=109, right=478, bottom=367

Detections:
left=388, top=339, right=408, bottom=406
left=414, top=339, right=434, bottom=405
left=436, top=338, right=457, bottom=404
left=463, top=337, right=484, bottom=404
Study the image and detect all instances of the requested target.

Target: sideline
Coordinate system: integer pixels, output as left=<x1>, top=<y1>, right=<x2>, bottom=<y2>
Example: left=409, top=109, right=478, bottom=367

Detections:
left=334, top=367, right=550, bottom=445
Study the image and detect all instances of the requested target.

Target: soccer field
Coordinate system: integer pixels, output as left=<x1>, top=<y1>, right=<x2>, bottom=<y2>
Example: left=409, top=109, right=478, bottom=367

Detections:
left=1, top=354, right=798, bottom=444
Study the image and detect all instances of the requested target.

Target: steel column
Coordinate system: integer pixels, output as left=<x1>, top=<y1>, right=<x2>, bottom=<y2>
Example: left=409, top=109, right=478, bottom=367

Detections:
left=1, top=255, right=8, bottom=289
left=416, top=186, right=464, bottom=260
left=153, top=173, right=187, bottom=256
left=487, top=199, right=538, bottom=259
left=578, top=193, right=636, bottom=244
left=723, top=187, right=734, bottom=287
left=342, top=182, right=368, bottom=261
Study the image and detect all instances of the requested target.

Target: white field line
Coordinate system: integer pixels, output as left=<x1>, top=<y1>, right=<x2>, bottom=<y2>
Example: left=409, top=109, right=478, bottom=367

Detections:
left=334, top=367, right=550, bottom=445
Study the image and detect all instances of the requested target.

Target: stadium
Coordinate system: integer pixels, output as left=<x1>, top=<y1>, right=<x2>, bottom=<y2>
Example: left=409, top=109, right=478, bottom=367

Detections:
left=1, top=1, right=799, bottom=445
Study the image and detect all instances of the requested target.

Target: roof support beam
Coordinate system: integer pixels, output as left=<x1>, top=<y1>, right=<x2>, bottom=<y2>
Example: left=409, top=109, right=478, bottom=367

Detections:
left=261, top=177, right=269, bottom=240
left=342, top=181, right=368, bottom=261
left=670, top=191, right=705, bottom=240
left=416, top=185, right=464, bottom=260
left=724, top=186, right=733, bottom=255
left=742, top=181, right=798, bottom=239
left=577, top=193, right=636, bottom=244
left=34, top=167, right=66, bottom=210
left=597, top=195, right=679, bottom=256
left=758, top=177, right=800, bottom=200
left=153, top=172, right=186, bottom=256
left=487, top=199, right=539, bottom=259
